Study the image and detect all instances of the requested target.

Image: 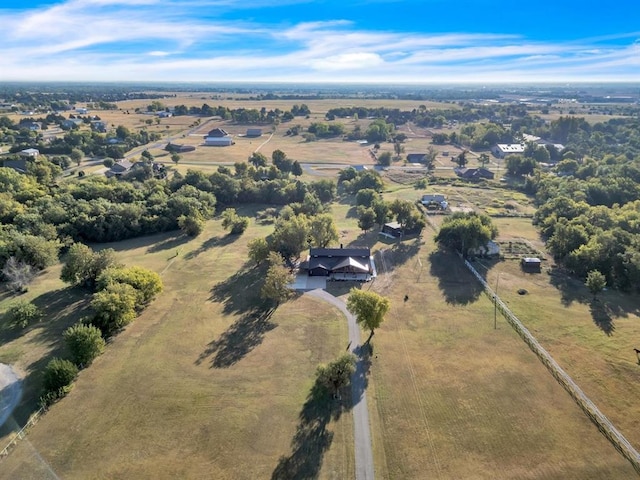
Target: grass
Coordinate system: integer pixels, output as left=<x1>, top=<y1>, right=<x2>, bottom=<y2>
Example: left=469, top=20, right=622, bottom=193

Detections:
left=0, top=218, right=353, bottom=479
left=364, top=236, right=638, bottom=478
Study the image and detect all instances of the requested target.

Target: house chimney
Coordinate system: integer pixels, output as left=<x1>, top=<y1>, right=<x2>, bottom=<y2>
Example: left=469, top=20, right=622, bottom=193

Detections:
left=340, top=243, right=343, bottom=249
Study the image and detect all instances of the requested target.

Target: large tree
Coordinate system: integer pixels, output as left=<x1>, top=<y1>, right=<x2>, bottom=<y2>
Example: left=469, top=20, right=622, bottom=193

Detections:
left=435, top=212, right=498, bottom=256
left=309, top=214, right=339, bottom=248
left=316, top=354, right=356, bottom=399
left=346, top=288, right=391, bottom=343
left=586, top=270, right=606, bottom=300
left=261, top=252, right=293, bottom=304
left=90, top=282, right=138, bottom=335
left=61, top=243, right=117, bottom=290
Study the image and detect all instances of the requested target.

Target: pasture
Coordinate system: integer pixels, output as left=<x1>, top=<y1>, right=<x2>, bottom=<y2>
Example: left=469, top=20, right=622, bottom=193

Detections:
left=0, top=216, right=353, bottom=479
left=361, top=233, right=639, bottom=478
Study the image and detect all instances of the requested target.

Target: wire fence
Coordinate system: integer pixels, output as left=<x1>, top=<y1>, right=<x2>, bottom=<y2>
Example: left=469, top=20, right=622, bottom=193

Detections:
left=463, top=257, right=640, bottom=475
left=0, top=406, right=46, bottom=461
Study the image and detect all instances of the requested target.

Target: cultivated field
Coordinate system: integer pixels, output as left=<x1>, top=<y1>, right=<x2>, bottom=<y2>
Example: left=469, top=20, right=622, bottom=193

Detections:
left=0, top=216, right=353, bottom=479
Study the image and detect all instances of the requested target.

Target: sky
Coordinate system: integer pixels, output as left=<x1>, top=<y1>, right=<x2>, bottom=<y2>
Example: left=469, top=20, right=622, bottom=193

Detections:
left=1, top=0, right=639, bottom=84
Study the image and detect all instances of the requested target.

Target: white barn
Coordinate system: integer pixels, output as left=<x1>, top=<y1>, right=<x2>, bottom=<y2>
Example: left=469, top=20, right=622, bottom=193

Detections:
left=204, top=128, right=233, bottom=146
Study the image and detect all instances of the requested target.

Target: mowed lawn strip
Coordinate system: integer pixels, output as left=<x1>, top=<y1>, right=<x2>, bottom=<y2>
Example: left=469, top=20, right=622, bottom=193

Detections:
left=1, top=218, right=353, bottom=480
left=366, top=236, right=637, bottom=478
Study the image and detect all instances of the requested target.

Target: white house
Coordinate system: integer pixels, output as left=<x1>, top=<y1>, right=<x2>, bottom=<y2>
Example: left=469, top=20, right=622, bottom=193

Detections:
left=492, top=143, right=525, bottom=158
left=19, top=148, right=40, bottom=158
left=204, top=128, right=233, bottom=146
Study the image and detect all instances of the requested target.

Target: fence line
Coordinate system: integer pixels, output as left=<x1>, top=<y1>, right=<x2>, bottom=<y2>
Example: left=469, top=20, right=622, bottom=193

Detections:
left=462, top=257, right=640, bottom=475
left=0, top=406, right=46, bottom=461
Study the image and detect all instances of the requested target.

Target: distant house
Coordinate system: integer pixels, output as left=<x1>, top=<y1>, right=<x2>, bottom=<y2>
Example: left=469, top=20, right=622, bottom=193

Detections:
left=421, top=194, right=448, bottom=210
left=204, top=128, right=233, bottom=146
left=19, top=121, right=41, bottom=131
left=406, top=153, right=427, bottom=164
left=246, top=128, right=263, bottom=137
left=105, top=159, right=134, bottom=178
left=166, top=143, right=196, bottom=153
left=492, top=143, right=525, bottom=158
left=522, top=133, right=565, bottom=152
left=380, top=221, right=423, bottom=238
left=521, top=257, right=542, bottom=273
left=19, top=148, right=39, bottom=158
left=306, top=247, right=375, bottom=281
left=75, top=107, right=88, bottom=114
left=62, top=119, right=83, bottom=129
left=454, top=167, right=495, bottom=180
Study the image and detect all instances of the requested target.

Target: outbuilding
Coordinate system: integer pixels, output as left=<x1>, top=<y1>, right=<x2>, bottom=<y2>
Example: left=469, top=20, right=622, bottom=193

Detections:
left=521, top=257, right=542, bottom=273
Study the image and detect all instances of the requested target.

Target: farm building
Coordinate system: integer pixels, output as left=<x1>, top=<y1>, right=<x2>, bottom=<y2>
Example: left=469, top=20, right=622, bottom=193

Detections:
left=421, top=194, right=448, bottom=210
left=246, top=128, right=263, bottom=137
left=492, top=143, right=525, bottom=158
left=306, top=247, right=375, bottom=281
left=407, top=153, right=428, bottom=163
left=380, top=222, right=423, bottom=238
left=454, top=167, right=495, bottom=180
left=204, top=128, right=233, bottom=146
left=166, top=143, right=196, bottom=153
left=521, top=257, right=542, bottom=273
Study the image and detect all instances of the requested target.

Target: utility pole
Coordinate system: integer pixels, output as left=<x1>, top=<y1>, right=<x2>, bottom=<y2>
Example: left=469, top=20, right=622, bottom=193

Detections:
left=494, top=273, right=500, bottom=330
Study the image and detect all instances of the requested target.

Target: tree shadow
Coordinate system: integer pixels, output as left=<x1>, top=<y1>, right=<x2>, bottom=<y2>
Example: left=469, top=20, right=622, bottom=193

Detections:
left=196, top=307, right=277, bottom=368
left=145, top=233, right=189, bottom=254
left=345, top=206, right=358, bottom=219
left=589, top=300, right=615, bottom=336
left=271, top=380, right=337, bottom=480
left=184, top=234, right=237, bottom=260
left=349, top=230, right=380, bottom=249
left=548, top=267, right=584, bottom=307
left=429, top=250, right=484, bottom=305
left=209, top=266, right=266, bottom=316
left=272, top=346, right=373, bottom=479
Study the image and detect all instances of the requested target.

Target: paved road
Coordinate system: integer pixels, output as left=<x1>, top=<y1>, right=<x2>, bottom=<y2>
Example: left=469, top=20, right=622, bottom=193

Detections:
left=306, top=289, right=375, bottom=480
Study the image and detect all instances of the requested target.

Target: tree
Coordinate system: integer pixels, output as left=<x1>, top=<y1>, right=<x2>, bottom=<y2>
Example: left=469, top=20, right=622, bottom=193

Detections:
left=479, top=153, right=490, bottom=168
left=435, top=212, right=498, bottom=257
left=393, top=141, right=405, bottom=160
left=63, top=323, right=106, bottom=367
left=96, top=266, right=163, bottom=305
left=309, top=214, right=339, bottom=248
left=60, top=243, right=117, bottom=290
left=377, top=151, right=392, bottom=167
left=178, top=211, right=205, bottom=237
left=171, top=153, right=181, bottom=165
left=249, top=152, right=267, bottom=167
left=346, top=288, right=390, bottom=343
left=270, top=214, right=310, bottom=259
left=291, top=160, right=303, bottom=177
left=586, top=270, right=606, bottom=300
left=5, top=300, right=43, bottom=329
left=2, top=256, right=35, bottom=292
left=357, top=206, right=376, bottom=232
left=90, top=282, right=138, bottom=335
left=423, top=146, right=438, bottom=169
left=456, top=150, right=468, bottom=168
left=42, top=358, right=78, bottom=393
left=247, top=237, right=270, bottom=266
left=261, top=253, right=293, bottom=304
left=141, top=150, right=153, bottom=162
left=316, top=354, right=356, bottom=399
left=70, top=148, right=83, bottom=166
left=221, top=208, right=250, bottom=235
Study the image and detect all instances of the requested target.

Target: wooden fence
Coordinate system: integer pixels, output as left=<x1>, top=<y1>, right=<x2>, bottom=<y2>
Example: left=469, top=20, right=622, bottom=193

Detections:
left=463, top=257, right=640, bottom=475
left=0, top=406, right=46, bottom=461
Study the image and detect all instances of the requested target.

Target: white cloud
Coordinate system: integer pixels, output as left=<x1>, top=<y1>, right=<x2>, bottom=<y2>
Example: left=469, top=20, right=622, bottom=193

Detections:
left=0, top=0, right=638, bottom=83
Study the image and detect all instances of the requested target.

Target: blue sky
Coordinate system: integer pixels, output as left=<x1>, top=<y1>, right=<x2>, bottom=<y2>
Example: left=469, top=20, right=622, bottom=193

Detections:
left=1, top=0, right=639, bottom=83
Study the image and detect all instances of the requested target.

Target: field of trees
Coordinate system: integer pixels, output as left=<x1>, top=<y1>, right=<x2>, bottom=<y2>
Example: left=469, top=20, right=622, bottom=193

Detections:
left=1, top=84, right=640, bottom=477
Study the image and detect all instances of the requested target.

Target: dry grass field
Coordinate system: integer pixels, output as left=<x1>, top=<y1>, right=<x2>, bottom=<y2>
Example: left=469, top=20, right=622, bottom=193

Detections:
left=0, top=216, right=353, bottom=480
left=360, top=233, right=638, bottom=478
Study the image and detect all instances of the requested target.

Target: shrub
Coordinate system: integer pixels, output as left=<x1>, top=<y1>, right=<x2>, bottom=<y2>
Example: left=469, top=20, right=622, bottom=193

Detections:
left=63, top=323, right=106, bottom=367
left=5, top=300, right=43, bottom=329
left=42, top=358, right=78, bottom=393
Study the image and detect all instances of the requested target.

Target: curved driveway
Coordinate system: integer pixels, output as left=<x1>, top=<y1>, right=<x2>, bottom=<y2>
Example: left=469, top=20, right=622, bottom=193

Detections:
left=306, top=289, right=375, bottom=480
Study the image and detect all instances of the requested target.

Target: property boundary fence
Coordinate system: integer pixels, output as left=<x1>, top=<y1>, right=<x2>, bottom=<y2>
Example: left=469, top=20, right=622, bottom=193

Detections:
left=463, top=257, right=640, bottom=475
left=0, top=406, right=45, bottom=461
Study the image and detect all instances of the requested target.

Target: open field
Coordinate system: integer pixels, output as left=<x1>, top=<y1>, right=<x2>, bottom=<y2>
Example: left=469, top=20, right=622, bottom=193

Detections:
left=362, top=234, right=639, bottom=478
left=0, top=216, right=353, bottom=479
